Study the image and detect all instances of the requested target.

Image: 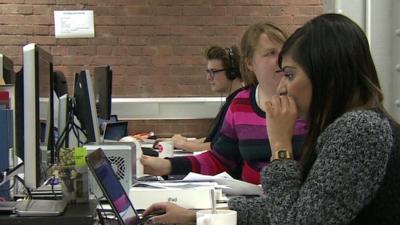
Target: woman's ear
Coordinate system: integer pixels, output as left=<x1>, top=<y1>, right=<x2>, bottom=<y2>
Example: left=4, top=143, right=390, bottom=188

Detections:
left=246, top=58, right=254, bottom=72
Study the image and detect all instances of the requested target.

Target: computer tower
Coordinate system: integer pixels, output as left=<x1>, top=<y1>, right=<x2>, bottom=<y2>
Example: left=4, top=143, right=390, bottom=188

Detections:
left=84, top=142, right=137, bottom=197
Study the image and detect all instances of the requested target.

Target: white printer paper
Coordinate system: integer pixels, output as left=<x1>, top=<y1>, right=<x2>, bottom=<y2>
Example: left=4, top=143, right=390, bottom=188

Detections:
left=183, top=172, right=263, bottom=196
left=54, top=10, right=95, bottom=38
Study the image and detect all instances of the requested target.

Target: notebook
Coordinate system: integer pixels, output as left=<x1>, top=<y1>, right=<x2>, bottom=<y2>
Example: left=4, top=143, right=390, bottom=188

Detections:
left=86, top=148, right=161, bottom=225
left=102, top=121, right=128, bottom=141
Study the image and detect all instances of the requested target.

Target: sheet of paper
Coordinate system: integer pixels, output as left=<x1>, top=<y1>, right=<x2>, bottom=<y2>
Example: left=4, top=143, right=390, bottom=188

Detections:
left=182, top=172, right=216, bottom=182
left=54, top=10, right=95, bottom=38
left=182, top=172, right=235, bottom=181
left=183, top=172, right=263, bottom=196
left=133, top=172, right=262, bottom=196
left=134, top=181, right=227, bottom=190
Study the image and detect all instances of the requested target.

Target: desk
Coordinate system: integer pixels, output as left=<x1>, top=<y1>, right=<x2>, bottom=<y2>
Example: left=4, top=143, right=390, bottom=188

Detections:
left=0, top=200, right=98, bottom=225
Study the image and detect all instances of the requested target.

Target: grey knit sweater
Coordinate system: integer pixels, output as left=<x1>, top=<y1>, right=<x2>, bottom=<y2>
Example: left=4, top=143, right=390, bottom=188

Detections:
left=228, top=109, right=400, bottom=225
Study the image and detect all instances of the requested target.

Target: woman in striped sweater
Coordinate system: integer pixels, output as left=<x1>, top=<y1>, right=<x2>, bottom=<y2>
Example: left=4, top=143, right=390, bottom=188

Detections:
left=141, top=22, right=308, bottom=185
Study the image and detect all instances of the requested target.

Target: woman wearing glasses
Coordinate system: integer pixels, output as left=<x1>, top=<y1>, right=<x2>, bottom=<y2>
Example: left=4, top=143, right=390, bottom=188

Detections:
left=168, top=45, right=244, bottom=153
left=141, top=22, right=308, bottom=185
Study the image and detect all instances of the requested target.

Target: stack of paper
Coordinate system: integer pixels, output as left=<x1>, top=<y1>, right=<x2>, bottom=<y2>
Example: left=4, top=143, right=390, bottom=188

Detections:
left=182, top=172, right=263, bottom=196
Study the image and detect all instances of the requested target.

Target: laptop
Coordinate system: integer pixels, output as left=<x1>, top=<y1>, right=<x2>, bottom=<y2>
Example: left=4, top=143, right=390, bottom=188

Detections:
left=102, top=121, right=128, bottom=141
left=86, top=148, right=162, bottom=225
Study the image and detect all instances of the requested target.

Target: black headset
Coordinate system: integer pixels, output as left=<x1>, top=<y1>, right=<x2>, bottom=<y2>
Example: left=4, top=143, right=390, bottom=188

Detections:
left=225, top=47, right=240, bottom=80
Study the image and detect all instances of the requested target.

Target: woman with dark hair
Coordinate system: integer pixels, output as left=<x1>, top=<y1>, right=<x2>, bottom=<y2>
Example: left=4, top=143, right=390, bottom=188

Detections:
left=142, top=13, right=400, bottom=225
left=229, top=13, right=400, bottom=225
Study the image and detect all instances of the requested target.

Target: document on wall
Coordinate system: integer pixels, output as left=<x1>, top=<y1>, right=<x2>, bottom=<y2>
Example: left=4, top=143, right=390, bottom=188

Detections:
left=183, top=172, right=263, bottom=196
left=54, top=10, right=95, bottom=38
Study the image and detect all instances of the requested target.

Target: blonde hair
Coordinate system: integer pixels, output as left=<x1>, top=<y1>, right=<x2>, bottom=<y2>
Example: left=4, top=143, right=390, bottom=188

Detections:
left=240, top=22, right=287, bottom=87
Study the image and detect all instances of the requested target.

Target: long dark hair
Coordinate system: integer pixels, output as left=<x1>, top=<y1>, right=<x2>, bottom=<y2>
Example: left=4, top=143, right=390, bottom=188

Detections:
left=278, top=13, right=385, bottom=174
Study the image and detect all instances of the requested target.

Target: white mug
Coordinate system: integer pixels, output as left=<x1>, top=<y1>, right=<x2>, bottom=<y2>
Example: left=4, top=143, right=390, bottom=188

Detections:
left=196, top=209, right=237, bottom=225
left=156, top=140, right=174, bottom=158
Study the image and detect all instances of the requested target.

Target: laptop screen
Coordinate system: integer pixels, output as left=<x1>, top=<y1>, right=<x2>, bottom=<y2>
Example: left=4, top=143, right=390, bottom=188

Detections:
left=103, top=121, right=128, bottom=141
left=86, top=149, right=139, bottom=225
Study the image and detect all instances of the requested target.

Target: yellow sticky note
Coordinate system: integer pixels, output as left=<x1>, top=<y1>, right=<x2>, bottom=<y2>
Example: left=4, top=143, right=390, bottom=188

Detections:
left=74, top=147, right=87, bottom=167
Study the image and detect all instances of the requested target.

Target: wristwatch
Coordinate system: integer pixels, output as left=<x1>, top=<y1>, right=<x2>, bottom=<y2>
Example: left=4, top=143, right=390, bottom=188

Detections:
left=271, top=149, right=293, bottom=161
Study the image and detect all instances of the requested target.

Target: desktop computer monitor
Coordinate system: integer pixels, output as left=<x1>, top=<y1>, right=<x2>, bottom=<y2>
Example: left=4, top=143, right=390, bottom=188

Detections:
left=73, top=70, right=100, bottom=143
left=0, top=54, right=16, bottom=157
left=52, top=71, right=68, bottom=150
left=55, top=94, right=69, bottom=147
left=23, top=43, right=54, bottom=189
left=0, top=54, right=15, bottom=84
left=14, top=68, right=24, bottom=161
left=0, top=54, right=14, bottom=199
left=53, top=70, right=68, bottom=98
left=94, top=65, right=112, bottom=120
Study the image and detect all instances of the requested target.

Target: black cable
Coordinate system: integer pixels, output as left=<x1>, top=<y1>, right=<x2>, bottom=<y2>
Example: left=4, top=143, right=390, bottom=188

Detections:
left=14, top=175, right=32, bottom=199
left=71, top=120, right=86, bottom=146
left=228, top=80, right=233, bottom=96
left=54, top=96, right=89, bottom=162
left=68, top=117, right=82, bottom=144
left=48, top=176, right=60, bottom=199
left=220, top=92, right=223, bottom=109
left=55, top=108, right=73, bottom=148
left=51, top=181, right=55, bottom=199
left=90, top=190, right=111, bottom=222
left=54, top=101, right=76, bottom=161
left=54, top=116, right=71, bottom=160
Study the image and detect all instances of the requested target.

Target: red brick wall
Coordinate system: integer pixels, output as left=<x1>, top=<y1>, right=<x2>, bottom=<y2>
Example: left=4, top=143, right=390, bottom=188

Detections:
left=0, top=0, right=323, bottom=97
left=128, top=119, right=214, bottom=138
left=0, top=0, right=323, bottom=137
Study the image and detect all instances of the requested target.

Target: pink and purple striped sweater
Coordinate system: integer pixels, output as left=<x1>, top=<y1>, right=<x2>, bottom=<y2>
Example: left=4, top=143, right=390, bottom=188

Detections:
left=169, top=87, right=308, bottom=184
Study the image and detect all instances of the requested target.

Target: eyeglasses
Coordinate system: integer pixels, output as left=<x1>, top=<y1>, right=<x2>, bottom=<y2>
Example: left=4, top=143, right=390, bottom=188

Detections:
left=206, top=68, right=226, bottom=79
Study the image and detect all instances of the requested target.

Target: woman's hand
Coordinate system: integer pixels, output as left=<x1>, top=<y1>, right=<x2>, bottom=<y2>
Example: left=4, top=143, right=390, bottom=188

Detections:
left=171, top=134, right=187, bottom=149
left=265, top=95, right=298, bottom=152
left=142, top=202, right=196, bottom=224
left=140, top=155, right=172, bottom=176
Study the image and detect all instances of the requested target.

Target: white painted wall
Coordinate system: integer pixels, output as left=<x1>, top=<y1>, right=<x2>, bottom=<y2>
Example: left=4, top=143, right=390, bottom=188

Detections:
left=392, top=0, right=400, bottom=119
left=111, top=97, right=224, bottom=120
left=41, top=97, right=224, bottom=120
left=324, top=0, right=400, bottom=121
